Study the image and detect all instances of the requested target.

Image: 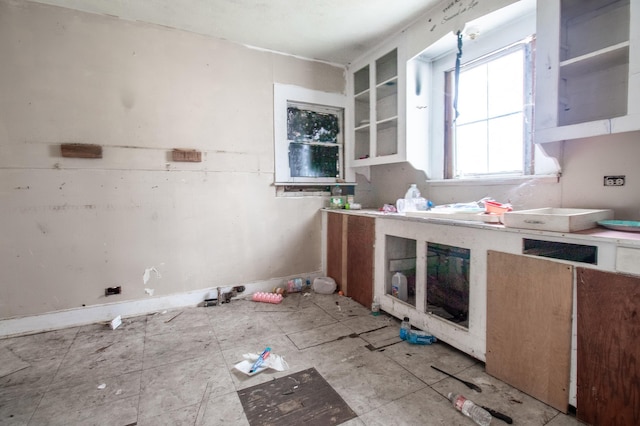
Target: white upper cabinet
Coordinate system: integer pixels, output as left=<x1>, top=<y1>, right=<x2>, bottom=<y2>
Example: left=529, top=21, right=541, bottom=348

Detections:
left=348, top=37, right=407, bottom=167
left=535, top=0, right=639, bottom=143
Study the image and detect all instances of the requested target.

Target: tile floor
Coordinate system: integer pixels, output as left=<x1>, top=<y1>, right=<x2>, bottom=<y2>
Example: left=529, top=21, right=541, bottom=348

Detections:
left=0, top=292, right=585, bottom=425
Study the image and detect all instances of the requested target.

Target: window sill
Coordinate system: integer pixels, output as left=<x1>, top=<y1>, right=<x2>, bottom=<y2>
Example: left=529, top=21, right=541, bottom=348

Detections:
left=427, top=174, right=560, bottom=187
left=274, top=182, right=356, bottom=198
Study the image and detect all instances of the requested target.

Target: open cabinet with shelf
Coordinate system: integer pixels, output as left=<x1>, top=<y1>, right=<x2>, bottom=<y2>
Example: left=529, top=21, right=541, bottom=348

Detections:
left=348, top=40, right=406, bottom=167
left=535, top=0, right=639, bottom=143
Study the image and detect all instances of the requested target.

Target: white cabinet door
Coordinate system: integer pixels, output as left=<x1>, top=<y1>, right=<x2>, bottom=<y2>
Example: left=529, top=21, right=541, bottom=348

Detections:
left=348, top=37, right=406, bottom=167
left=535, top=0, right=638, bottom=144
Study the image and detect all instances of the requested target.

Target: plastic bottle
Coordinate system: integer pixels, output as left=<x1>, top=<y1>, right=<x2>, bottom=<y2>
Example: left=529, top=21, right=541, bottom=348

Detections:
left=330, top=185, right=344, bottom=209
left=391, top=272, right=408, bottom=302
left=404, top=184, right=421, bottom=199
left=447, top=393, right=492, bottom=426
left=400, top=316, right=411, bottom=340
left=371, top=296, right=380, bottom=316
left=408, top=329, right=437, bottom=345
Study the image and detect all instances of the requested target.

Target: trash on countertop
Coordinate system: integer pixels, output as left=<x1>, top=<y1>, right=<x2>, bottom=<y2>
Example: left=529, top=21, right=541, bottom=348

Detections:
left=379, top=204, right=397, bottom=213
left=484, top=200, right=512, bottom=215
left=396, top=183, right=433, bottom=213
left=431, top=197, right=511, bottom=222
left=234, top=349, right=289, bottom=376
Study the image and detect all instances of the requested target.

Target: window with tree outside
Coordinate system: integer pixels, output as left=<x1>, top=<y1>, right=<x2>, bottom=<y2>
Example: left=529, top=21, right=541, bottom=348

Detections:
left=445, top=38, right=534, bottom=179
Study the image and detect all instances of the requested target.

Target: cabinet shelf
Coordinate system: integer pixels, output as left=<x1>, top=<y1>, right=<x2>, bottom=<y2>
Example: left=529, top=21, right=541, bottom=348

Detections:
left=377, top=116, right=398, bottom=130
left=535, top=0, right=637, bottom=142
left=349, top=44, right=403, bottom=165
left=355, top=89, right=370, bottom=102
left=376, top=77, right=398, bottom=99
left=559, top=41, right=629, bottom=77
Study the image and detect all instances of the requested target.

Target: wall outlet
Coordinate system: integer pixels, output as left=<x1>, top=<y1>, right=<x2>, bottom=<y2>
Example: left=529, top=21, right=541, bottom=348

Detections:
left=604, top=175, right=625, bottom=186
left=105, top=286, right=122, bottom=296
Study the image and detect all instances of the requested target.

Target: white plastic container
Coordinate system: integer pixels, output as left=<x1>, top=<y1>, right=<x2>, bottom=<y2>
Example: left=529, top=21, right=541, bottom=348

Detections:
left=313, top=277, right=337, bottom=294
left=405, top=184, right=421, bottom=199
left=391, top=272, right=408, bottom=302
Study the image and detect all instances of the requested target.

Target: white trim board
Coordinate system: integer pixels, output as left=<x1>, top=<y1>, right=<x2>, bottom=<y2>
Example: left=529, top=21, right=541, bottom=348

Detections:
left=0, top=271, right=323, bottom=338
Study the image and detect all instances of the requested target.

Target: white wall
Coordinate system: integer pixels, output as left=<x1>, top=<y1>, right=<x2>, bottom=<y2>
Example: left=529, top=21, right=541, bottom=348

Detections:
left=0, top=0, right=345, bottom=319
left=561, top=131, right=640, bottom=220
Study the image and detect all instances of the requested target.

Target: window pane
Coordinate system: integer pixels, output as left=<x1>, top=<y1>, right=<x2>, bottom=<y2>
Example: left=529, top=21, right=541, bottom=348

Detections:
left=456, top=65, right=487, bottom=124
left=488, top=113, right=523, bottom=173
left=455, top=121, right=487, bottom=176
left=488, top=50, right=524, bottom=118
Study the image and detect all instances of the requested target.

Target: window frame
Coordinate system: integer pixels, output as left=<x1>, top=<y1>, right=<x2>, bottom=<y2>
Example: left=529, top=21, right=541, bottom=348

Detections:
left=273, top=84, right=347, bottom=184
left=421, top=7, right=560, bottom=181
left=444, top=38, right=535, bottom=179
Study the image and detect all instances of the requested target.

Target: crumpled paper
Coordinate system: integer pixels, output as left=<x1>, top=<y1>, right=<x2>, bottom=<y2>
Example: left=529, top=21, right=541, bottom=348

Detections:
left=233, top=352, right=289, bottom=376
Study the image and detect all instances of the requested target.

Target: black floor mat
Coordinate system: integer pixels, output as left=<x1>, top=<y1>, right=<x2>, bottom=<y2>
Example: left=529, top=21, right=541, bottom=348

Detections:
left=237, top=367, right=357, bottom=426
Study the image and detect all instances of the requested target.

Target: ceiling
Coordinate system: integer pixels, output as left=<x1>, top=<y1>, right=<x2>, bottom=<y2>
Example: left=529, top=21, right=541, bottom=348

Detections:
left=29, top=0, right=442, bottom=65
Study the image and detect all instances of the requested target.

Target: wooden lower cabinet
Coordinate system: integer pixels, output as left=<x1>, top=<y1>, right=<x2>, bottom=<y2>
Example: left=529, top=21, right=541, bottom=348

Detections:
left=486, top=251, right=573, bottom=412
left=576, top=268, right=640, bottom=426
left=326, top=212, right=374, bottom=308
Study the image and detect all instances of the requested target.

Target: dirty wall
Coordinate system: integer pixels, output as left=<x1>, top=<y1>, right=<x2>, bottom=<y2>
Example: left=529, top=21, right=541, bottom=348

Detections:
left=0, top=0, right=345, bottom=318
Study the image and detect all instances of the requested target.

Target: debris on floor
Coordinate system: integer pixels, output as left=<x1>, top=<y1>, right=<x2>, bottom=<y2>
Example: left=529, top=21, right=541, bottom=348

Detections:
left=110, top=315, right=122, bottom=330
left=234, top=349, right=289, bottom=376
left=251, top=292, right=283, bottom=304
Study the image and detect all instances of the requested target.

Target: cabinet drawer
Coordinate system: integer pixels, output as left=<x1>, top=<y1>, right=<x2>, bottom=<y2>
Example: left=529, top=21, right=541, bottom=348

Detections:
left=616, top=246, right=640, bottom=275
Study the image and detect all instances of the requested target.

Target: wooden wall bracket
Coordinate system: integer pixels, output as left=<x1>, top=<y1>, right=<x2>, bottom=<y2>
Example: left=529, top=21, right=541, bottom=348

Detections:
left=171, top=149, right=202, bottom=162
left=60, top=143, right=102, bottom=158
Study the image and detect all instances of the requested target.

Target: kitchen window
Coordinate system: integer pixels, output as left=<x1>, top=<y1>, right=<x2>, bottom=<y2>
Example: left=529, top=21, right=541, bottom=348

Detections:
left=410, top=2, right=559, bottom=181
left=274, top=84, right=346, bottom=185
left=445, top=39, right=534, bottom=179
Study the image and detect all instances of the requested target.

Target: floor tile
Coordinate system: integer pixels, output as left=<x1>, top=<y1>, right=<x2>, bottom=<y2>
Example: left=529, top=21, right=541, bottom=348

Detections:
left=287, top=322, right=355, bottom=350
left=138, top=354, right=233, bottom=419
left=267, top=304, right=338, bottom=334
left=0, top=293, right=586, bottom=425
left=137, top=404, right=198, bottom=426
left=51, top=335, right=144, bottom=389
left=143, top=325, right=217, bottom=369
left=0, top=389, right=44, bottom=426
left=381, top=340, right=479, bottom=385
left=29, top=371, right=140, bottom=425
left=198, top=390, right=250, bottom=426
left=145, top=308, right=212, bottom=336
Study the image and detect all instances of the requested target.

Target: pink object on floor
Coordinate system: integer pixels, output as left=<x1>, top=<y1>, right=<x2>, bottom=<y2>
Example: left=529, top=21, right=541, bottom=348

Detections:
left=251, top=292, right=283, bottom=304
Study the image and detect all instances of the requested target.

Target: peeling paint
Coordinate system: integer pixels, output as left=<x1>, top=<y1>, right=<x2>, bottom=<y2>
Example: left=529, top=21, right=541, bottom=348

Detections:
left=143, top=267, right=161, bottom=285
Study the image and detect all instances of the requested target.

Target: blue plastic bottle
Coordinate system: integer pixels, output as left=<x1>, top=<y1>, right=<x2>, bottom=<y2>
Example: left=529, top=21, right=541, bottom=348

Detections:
left=400, top=317, right=411, bottom=340
left=408, top=329, right=437, bottom=345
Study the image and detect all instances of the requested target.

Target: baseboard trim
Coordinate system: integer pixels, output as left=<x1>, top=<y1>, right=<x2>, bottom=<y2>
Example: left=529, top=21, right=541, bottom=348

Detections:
left=0, top=272, right=322, bottom=338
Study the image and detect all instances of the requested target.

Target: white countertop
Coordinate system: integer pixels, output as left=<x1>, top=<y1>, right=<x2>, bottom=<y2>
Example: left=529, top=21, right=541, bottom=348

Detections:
left=323, top=208, right=640, bottom=247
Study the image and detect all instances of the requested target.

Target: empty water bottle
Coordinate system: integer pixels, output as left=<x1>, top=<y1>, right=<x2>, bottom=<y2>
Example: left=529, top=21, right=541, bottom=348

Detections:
left=407, top=329, right=437, bottom=345
left=400, top=316, right=411, bottom=340
left=448, top=393, right=492, bottom=426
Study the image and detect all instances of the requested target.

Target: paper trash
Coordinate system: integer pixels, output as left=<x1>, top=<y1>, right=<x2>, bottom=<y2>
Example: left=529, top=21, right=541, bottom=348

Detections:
left=234, top=351, right=289, bottom=376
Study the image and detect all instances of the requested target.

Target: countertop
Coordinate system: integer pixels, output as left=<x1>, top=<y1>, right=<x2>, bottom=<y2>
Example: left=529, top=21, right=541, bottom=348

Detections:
left=323, top=208, right=640, bottom=247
